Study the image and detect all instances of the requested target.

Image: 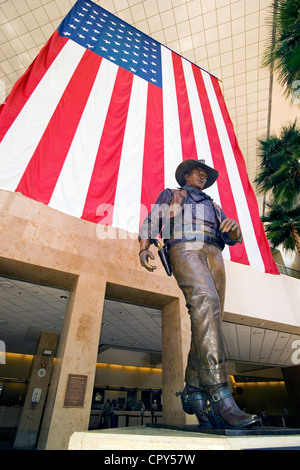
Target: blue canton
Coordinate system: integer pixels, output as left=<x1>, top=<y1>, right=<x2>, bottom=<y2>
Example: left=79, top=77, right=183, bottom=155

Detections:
left=57, top=0, right=162, bottom=88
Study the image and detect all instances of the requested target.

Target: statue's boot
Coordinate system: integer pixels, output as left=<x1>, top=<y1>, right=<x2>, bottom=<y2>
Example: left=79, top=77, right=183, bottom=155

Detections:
left=179, top=385, right=212, bottom=428
left=205, top=385, right=259, bottom=429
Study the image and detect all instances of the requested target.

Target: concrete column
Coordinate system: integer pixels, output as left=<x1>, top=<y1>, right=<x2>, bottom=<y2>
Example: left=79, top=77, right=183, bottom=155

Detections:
left=13, top=332, right=59, bottom=449
left=37, top=272, right=106, bottom=450
left=162, top=296, right=196, bottom=426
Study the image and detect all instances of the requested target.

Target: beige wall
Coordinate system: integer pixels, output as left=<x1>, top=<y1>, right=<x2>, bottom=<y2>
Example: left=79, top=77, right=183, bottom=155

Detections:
left=95, top=363, right=162, bottom=390
left=224, top=258, right=300, bottom=332
left=270, top=78, right=299, bottom=136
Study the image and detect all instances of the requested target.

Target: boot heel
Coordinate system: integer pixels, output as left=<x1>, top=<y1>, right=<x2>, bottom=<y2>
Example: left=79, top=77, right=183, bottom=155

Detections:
left=204, top=409, right=226, bottom=429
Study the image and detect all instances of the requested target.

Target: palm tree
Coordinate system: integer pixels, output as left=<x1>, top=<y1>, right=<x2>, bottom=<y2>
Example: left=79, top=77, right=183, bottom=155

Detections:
left=255, top=122, right=300, bottom=253
left=255, top=121, right=300, bottom=209
left=262, top=0, right=300, bottom=101
left=262, top=204, right=300, bottom=254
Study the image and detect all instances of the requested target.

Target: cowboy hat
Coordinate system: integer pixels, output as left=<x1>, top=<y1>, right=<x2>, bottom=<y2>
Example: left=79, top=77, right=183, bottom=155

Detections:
left=175, top=159, right=219, bottom=189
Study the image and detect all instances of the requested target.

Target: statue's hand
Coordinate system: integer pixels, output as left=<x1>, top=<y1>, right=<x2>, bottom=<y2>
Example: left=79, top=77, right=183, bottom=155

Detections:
left=220, top=218, right=241, bottom=241
left=139, top=249, right=156, bottom=272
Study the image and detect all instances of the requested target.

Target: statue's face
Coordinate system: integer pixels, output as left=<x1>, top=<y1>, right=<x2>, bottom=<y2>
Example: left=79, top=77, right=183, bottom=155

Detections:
left=185, top=167, right=208, bottom=190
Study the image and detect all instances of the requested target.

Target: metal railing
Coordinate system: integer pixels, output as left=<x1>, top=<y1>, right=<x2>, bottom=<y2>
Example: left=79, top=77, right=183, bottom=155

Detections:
left=276, top=264, right=300, bottom=280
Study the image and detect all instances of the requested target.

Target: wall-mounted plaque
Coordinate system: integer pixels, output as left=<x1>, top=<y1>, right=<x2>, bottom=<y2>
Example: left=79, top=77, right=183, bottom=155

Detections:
left=64, top=374, right=87, bottom=407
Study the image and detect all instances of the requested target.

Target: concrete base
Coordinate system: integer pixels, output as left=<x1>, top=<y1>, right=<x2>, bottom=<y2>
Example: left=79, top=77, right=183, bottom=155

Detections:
left=68, top=426, right=300, bottom=450
left=147, top=423, right=300, bottom=436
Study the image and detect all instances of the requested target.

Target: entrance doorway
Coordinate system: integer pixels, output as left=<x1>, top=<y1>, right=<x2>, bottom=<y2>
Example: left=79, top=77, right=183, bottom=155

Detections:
left=90, top=297, right=163, bottom=430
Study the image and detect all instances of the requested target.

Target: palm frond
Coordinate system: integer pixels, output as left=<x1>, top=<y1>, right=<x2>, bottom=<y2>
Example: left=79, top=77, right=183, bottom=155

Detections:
left=261, top=0, right=300, bottom=99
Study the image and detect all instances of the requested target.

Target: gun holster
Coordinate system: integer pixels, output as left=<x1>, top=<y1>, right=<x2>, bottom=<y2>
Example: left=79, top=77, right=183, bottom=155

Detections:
left=155, top=239, right=172, bottom=277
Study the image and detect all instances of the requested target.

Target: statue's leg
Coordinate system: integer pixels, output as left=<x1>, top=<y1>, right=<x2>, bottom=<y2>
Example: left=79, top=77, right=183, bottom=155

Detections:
left=170, top=242, right=258, bottom=429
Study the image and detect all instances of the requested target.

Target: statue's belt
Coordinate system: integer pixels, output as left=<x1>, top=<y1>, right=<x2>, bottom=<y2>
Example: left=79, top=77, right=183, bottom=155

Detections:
left=169, top=226, right=223, bottom=249
left=171, top=225, right=220, bottom=240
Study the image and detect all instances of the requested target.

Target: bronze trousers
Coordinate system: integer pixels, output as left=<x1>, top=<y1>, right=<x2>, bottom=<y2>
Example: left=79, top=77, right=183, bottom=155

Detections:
left=169, top=241, right=228, bottom=389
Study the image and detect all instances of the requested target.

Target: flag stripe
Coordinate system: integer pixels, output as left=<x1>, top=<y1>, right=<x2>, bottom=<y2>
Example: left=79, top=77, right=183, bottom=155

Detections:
left=50, top=56, right=118, bottom=218
left=112, top=74, right=149, bottom=233
left=181, top=58, right=231, bottom=260
left=81, top=67, right=133, bottom=224
left=0, top=31, right=68, bottom=144
left=161, top=46, right=182, bottom=189
left=203, top=72, right=264, bottom=271
left=192, top=66, right=249, bottom=266
left=211, top=78, right=279, bottom=274
left=202, top=71, right=251, bottom=267
left=16, top=48, right=102, bottom=204
left=172, top=53, right=198, bottom=161
left=140, top=83, right=164, bottom=220
left=0, top=39, right=86, bottom=191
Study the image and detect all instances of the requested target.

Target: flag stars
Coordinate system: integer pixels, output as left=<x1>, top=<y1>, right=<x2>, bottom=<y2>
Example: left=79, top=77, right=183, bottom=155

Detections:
left=59, top=3, right=162, bottom=88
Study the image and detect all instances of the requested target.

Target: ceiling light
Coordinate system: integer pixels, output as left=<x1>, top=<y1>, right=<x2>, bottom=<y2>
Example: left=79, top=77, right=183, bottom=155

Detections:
left=0, top=281, right=14, bottom=288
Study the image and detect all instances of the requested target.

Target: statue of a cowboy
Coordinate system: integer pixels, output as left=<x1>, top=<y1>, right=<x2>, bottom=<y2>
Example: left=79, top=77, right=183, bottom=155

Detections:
left=139, top=159, right=258, bottom=429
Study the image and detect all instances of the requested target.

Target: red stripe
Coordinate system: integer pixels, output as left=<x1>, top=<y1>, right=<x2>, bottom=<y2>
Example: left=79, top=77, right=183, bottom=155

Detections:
left=16, top=49, right=102, bottom=204
left=211, top=77, right=279, bottom=274
left=0, top=31, right=68, bottom=143
left=172, top=52, right=197, bottom=161
left=192, top=65, right=249, bottom=266
left=81, top=67, right=134, bottom=223
left=140, top=83, right=164, bottom=225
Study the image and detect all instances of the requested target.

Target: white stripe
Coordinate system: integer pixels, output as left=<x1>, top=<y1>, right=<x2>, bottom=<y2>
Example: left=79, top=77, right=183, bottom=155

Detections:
left=182, top=58, right=230, bottom=260
left=202, top=71, right=265, bottom=271
left=0, top=40, right=86, bottom=191
left=161, top=46, right=183, bottom=189
left=49, top=59, right=118, bottom=217
left=112, top=74, right=148, bottom=233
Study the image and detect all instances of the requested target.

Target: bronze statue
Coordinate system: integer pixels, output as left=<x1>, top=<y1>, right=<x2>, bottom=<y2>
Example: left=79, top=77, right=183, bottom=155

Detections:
left=139, top=159, right=258, bottom=429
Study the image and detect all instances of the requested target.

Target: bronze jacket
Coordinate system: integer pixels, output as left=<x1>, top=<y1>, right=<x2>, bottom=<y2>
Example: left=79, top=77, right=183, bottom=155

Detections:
left=139, top=186, right=242, bottom=251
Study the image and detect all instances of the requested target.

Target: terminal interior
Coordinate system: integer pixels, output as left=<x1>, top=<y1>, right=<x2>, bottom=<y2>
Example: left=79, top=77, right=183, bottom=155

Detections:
left=1, top=273, right=299, bottom=446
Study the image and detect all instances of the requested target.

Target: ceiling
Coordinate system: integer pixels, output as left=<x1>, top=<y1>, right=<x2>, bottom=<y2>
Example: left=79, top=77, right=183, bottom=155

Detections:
left=0, top=0, right=274, bottom=199
left=0, top=275, right=299, bottom=371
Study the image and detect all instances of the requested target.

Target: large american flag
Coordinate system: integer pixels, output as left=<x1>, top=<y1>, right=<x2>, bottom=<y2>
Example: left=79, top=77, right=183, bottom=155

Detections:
left=0, top=0, right=278, bottom=275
